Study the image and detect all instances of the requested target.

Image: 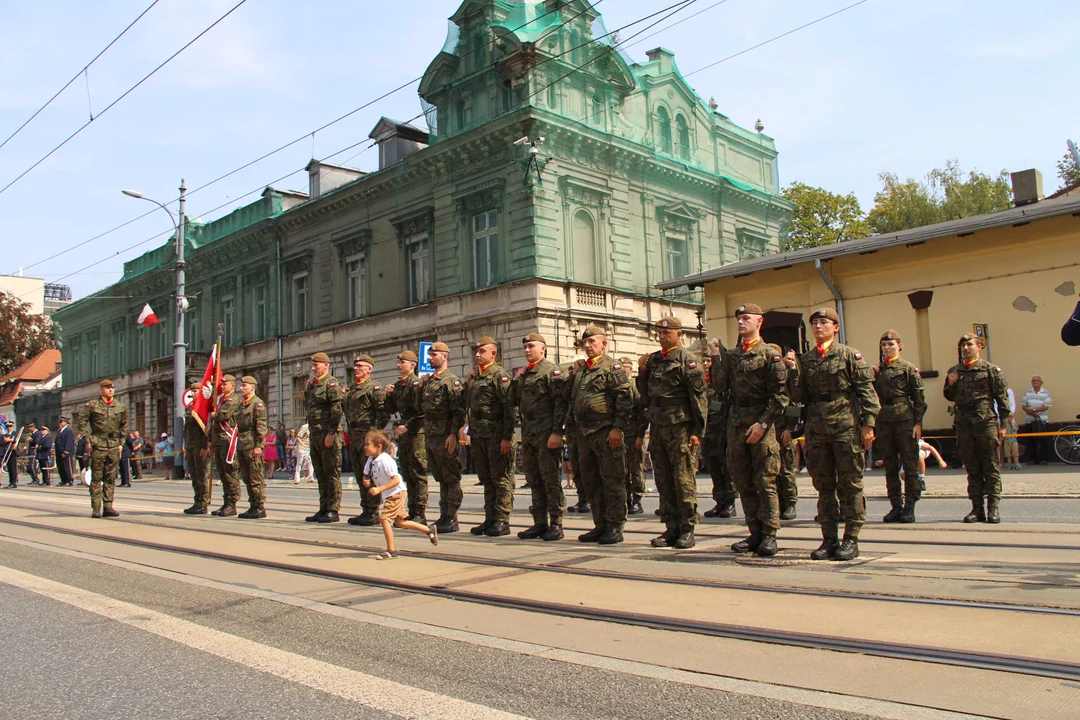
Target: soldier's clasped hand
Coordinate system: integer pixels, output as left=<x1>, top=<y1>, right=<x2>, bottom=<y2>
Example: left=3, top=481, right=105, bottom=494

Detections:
left=708, top=338, right=721, bottom=355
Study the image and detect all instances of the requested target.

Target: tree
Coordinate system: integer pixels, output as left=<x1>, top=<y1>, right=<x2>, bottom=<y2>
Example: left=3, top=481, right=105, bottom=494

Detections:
left=0, top=290, right=53, bottom=377
left=1056, top=149, right=1080, bottom=190
left=780, top=182, right=871, bottom=251
left=865, top=173, right=941, bottom=235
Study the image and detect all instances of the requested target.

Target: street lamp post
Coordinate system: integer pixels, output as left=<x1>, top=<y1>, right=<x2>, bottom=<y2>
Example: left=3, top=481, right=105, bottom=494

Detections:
left=122, top=181, right=187, bottom=479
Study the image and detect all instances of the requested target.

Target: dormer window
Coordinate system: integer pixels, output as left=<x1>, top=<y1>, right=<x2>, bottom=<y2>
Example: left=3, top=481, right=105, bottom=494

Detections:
left=657, top=106, right=672, bottom=154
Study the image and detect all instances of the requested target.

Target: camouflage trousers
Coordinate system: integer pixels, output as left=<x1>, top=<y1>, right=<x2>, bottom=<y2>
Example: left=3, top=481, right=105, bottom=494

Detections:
left=877, top=418, right=921, bottom=503
left=89, top=449, right=121, bottom=511
left=310, top=429, right=342, bottom=513
left=521, top=430, right=565, bottom=526
left=806, top=428, right=867, bottom=539
left=576, top=428, right=627, bottom=529
left=186, top=444, right=212, bottom=508
left=214, top=441, right=242, bottom=506
left=472, top=435, right=514, bottom=523
left=567, top=434, right=587, bottom=505
left=726, top=421, right=781, bottom=534
left=703, top=431, right=736, bottom=504
left=651, top=423, right=699, bottom=531
left=237, top=446, right=267, bottom=509
left=625, top=443, right=646, bottom=497
left=398, top=430, right=428, bottom=519
left=426, top=434, right=463, bottom=520
left=956, top=420, right=1002, bottom=507
left=348, top=437, right=381, bottom=515
left=777, top=435, right=799, bottom=508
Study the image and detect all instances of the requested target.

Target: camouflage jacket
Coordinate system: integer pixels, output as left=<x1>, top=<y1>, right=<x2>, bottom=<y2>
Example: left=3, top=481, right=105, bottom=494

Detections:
left=943, top=359, right=1010, bottom=427
left=212, top=391, right=242, bottom=446
left=777, top=362, right=803, bottom=434
left=637, top=347, right=708, bottom=437
left=343, top=378, right=388, bottom=437
left=464, top=363, right=514, bottom=441
left=384, top=372, right=423, bottom=434
left=236, top=394, right=268, bottom=451
left=511, top=358, right=566, bottom=438
left=419, top=369, right=465, bottom=438
left=77, top=397, right=128, bottom=451
left=627, top=379, right=648, bottom=440
left=561, top=362, right=582, bottom=436
left=711, top=340, right=788, bottom=429
left=704, top=384, right=729, bottom=439
left=567, top=355, right=633, bottom=437
left=874, top=358, right=927, bottom=425
left=305, top=373, right=344, bottom=434
left=184, top=408, right=209, bottom=451
left=795, top=342, right=880, bottom=435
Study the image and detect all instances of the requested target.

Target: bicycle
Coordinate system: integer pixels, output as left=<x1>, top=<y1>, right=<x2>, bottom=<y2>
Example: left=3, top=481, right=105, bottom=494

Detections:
left=1054, top=415, right=1080, bottom=465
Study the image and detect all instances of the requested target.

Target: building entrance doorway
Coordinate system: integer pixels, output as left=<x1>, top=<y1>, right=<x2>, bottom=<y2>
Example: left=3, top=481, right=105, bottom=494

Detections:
left=762, top=311, right=806, bottom=355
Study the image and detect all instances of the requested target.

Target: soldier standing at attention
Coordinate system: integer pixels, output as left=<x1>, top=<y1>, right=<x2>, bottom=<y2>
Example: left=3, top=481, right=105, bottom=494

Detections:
left=211, top=375, right=243, bottom=517
left=420, top=342, right=466, bottom=533
left=343, top=355, right=388, bottom=526
left=874, top=331, right=928, bottom=523
left=639, top=318, right=708, bottom=549
left=775, top=346, right=802, bottom=521
left=304, top=352, right=344, bottom=523
left=235, top=376, right=268, bottom=519
left=567, top=326, right=633, bottom=545
left=183, top=380, right=212, bottom=515
left=563, top=360, right=590, bottom=515
left=512, top=333, right=567, bottom=540
left=622, top=357, right=647, bottom=516
left=796, top=307, right=880, bottom=561
left=709, top=305, right=787, bottom=557
left=464, top=337, right=516, bottom=537
left=944, top=333, right=1010, bottom=524
left=384, top=350, right=428, bottom=523
left=77, top=379, right=127, bottom=518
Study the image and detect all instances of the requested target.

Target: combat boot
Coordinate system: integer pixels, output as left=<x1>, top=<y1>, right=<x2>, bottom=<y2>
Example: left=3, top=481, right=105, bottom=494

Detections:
left=541, top=525, right=564, bottom=541
left=883, top=498, right=904, bottom=523
left=238, top=506, right=266, bottom=519
left=485, top=521, right=511, bottom=537
left=703, top=504, right=722, bottom=518
left=651, top=525, right=679, bottom=548
left=597, top=525, right=624, bottom=545
left=318, top=511, right=340, bottom=523
left=578, top=526, right=605, bottom=543
left=348, top=511, right=377, bottom=526
left=305, top=510, right=326, bottom=523
left=900, top=500, right=916, bottom=524
left=470, top=519, right=494, bottom=535
left=755, top=535, right=778, bottom=557
left=780, top=504, right=797, bottom=520
left=434, top=517, right=459, bottom=534
left=102, top=506, right=119, bottom=518
left=573, top=500, right=591, bottom=514
left=91, top=507, right=102, bottom=519
left=212, top=504, right=237, bottom=517
left=833, top=537, right=859, bottom=561
left=717, top=502, right=736, bottom=518
left=408, top=513, right=428, bottom=525
left=962, top=499, right=985, bottom=523
left=674, top=530, right=695, bottom=549
left=811, top=526, right=839, bottom=560
left=628, top=494, right=643, bottom=515
left=986, top=501, right=1001, bottom=524
left=731, top=532, right=762, bottom=553
left=517, top=523, right=549, bottom=539
left=183, top=505, right=207, bottom=515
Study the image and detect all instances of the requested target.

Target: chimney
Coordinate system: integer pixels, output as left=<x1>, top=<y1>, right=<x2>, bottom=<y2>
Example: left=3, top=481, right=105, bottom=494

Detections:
left=1010, top=169, right=1044, bottom=206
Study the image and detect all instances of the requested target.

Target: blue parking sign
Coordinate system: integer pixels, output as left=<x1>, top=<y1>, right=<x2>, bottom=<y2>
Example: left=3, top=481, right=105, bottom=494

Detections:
left=417, top=342, right=434, bottom=375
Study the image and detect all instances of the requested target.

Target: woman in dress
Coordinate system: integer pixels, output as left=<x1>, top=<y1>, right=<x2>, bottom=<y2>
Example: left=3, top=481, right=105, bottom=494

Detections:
left=263, top=428, right=279, bottom=479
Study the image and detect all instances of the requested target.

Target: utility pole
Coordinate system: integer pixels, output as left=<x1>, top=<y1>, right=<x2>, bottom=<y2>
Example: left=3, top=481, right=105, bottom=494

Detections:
left=173, top=179, right=187, bottom=479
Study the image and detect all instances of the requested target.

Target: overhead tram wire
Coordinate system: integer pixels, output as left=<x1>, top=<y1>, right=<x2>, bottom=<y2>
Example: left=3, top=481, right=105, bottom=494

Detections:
left=0, top=0, right=250, bottom=198
left=0, top=0, right=162, bottom=153
left=621, top=0, right=734, bottom=51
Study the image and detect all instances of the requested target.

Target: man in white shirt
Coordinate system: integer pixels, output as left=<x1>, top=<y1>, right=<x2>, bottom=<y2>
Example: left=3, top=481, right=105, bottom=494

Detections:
left=1021, top=376, right=1052, bottom=466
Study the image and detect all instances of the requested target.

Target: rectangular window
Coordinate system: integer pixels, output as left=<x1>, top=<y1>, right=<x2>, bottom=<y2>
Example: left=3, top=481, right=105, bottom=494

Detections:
left=89, top=339, right=99, bottom=379
left=72, top=343, right=82, bottom=383
left=665, top=234, right=689, bottom=281
left=188, top=309, right=200, bottom=352
left=251, top=285, right=266, bottom=342
left=292, top=272, right=309, bottom=332
left=222, top=296, right=235, bottom=348
left=157, top=314, right=169, bottom=358
left=346, top=255, right=366, bottom=319
left=407, top=236, right=430, bottom=305
left=114, top=332, right=125, bottom=374
left=137, top=329, right=147, bottom=367
left=473, top=210, right=499, bottom=289
left=292, top=377, right=306, bottom=421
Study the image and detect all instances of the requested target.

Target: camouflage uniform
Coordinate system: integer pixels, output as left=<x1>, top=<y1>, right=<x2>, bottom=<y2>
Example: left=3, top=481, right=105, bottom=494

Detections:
left=944, top=351, right=1009, bottom=521
left=776, top=358, right=802, bottom=517
left=464, top=361, right=516, bottom=529
left=235, top=389, right=268, bottom=513
left=703, top=384, right=737, bottom=516
left=420, top=369, right=466, bottom=526
left=183, top=384, right=211, bottom=511
left=624, top=366, right=648, bottom=512
left=874, top=344, right=927, bottom=520
left=639, top=344, right=708, bottom=545
left=212, top=389, right=243, bottom=509
left=511, top=355, right=567, bottom=531
left=385, top=369, right=428, bottom=520
left=305, top=372, right=344, bottom=515
left=77, top=389, right=127, bottom=514
left=562, top=362, right=588, bottom=513
left=343, top=377, right=388, bottom=517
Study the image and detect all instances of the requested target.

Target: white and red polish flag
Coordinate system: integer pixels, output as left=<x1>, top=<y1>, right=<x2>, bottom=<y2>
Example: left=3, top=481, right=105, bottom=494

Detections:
left=137, top=303, right=160, bottom=327
left=191, top=343, right=220, bottom=434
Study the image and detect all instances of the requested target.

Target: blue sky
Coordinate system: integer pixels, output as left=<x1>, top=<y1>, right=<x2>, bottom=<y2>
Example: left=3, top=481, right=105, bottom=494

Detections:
left=1, top=0, right=1076, bottom=300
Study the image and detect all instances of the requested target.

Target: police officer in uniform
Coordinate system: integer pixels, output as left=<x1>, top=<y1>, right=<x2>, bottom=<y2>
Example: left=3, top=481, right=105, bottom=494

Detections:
left=795, top=307, right=880, bottom=561
left=304, top=352, right=344, bottom=523
left=77, top=378, right=128, bottom=518
left=420, top=342, right=466, bottom=533
left=464, top=336, right=516, bottom=537
left=944, top=333, right=1010, bottom=524
left=566, top=326, right=633, bottom=545
left=512, top=333, right=567, bottom=540
left=622, top=357, right=647, bottom=516
left=384, top=350, right=428, bottom=523
left=344, top=355, right=388, bottom=526
left=701, top=352, right=737, bottom=518
left=775, top=346, right=802, bottom=520
left=211, top=374, right=243, bottom=516
left=709, top=305, right=788, bottom=557
left=184, top=380, right=212, bottom=514
left=874, top=330, right=927, bottom=523
left=235, top=376, right=268, bottom=518
left=26, top=424, right=39, bottom=485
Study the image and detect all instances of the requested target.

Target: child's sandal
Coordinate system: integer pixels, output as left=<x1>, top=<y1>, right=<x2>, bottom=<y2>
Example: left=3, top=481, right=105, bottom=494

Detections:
left=428, top=523, right=439, bottom=546
left=375, top=551, right=398, bottom=561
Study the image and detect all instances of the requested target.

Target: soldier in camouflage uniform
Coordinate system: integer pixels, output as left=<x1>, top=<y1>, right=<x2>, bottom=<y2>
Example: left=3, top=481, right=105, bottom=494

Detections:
left=343, top=355, right=388, bottom=526
left=874, top=330, right=928, bottom=523
left=384, top=350, right=428, bottom=522
left=420, top=341, right=466, bottom=533
left=235, top=376, right=268, bottom=519
left=622, top=357, right=647, bottom=516
left=512, top=333, right=568, bottom=540
left=77, top=378, right=127, bottom=518
left=775, top=346, right=802, bottom=520
left=566, top=326, right=633, bottom=545
left=701, top=353, right=737, bottom=519
left=304, top=352, right=344, bottom=523
left=211, top=374, right=242, bottom=516
left=795, top=307, right=880, bottom=561
left=709, top=305, right=788, bottom=557
left=183, top=379, right=212, bottom=515
left=563, top=360, right=590, bottom=515
left=944, top=333, right=1010, bottom=524
left=639, top=317, right=708, bottom=549
left=464, top=336, right=516, bottom=537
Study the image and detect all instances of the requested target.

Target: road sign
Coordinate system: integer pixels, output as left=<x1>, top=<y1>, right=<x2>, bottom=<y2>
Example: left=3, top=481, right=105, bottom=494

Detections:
left=972, top=323, right=990, bottom=360
left=182, top=388, right=195, bottom=409
left=418, top=342, right=434, bottom=375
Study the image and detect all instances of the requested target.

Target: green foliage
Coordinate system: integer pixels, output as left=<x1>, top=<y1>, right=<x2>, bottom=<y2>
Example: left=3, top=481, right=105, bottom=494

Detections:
left=1056, top=150, right=1080, bottom=189
left=780, top=182, right=871, bottom=251
left=0, top=290, right=53, bottom=377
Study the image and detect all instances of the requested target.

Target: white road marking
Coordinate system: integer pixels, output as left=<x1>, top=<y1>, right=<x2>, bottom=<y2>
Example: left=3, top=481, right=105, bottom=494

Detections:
left=0, top=565, right=532, bottom=720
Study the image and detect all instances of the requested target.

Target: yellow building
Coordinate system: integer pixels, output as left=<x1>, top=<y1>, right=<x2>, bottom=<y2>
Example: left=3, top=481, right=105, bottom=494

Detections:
left=659, top=191, right=1080, bottom=432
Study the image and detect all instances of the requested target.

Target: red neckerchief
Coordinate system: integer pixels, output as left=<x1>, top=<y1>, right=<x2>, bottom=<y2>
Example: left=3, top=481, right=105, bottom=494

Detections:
left=660, top=348, right=672, bottom=358
left=526, top=361, right=539, bottom=371
left=587, top=356, right=603, bottom=369
left=478, top=363, right=492, bottom=374
left=742, top=337, right=760, bottom=353
left=885, top=355, right=900, bottom=366
left=103, top=397, right=113, bottom=405
left=964, top=359, right=976, bottom=369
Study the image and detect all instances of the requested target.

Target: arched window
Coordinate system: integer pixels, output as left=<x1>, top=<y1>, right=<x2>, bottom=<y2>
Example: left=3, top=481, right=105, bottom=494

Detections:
left=572, top=210, right=597, bottom=284
left=657, top=106, right=672, bottom=154
left=676, top=114, right=690, bottom=160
